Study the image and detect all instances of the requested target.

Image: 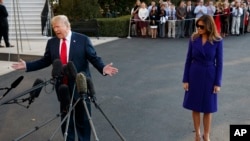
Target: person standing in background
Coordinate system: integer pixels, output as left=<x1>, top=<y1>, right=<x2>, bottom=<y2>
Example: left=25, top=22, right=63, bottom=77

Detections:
left=185, top=0, right=195, bottom=37
left=138, top=2, right=149, bottom=37
left=194, top=0, right=207, bottom=19
left=149, top=6, right=158, bottom=38
left=246, top=1, right=250, bottom=32
left=0, top=0, right=14, bottom=48
left=166, top=3, right=176, bottom=38
left=221, top=2, right=230, bottom=37
left=131, top=0, right=141, bottom=37
left=206, top=0, right=216, bottom=16
left=148, top=0, right=157, bottom=13
left=214, top=2, right=223, bottom=34
left=231, top=1, right=243, bottom=36
left=158, top=3, right=166, bottom=38
left=176, top=0, right=186, bottom=38
left=182, top=15, right=223, bottom=141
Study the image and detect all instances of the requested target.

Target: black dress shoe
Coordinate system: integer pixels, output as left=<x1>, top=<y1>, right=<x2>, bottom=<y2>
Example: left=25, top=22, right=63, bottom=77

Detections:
left=0, top=45, right=4, bottom=48
left=6, top=45, right=14, bottom=47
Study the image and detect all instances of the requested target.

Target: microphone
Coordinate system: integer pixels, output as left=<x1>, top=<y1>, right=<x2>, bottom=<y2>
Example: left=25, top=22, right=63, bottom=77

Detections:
left=11, top=76, right=24, bottom=88
left=66, top=61, right=77, bottom=80
left=0, top=76, right=24, bottom=99
left=58, top=84, right=70, bottom=113
left=86, top=77, right=95, bottom=98
left=51, top=59, right=63, bottom=81
left=25, top=79, right=44, bottom=108
left=76, top=73, right=87, bottom=95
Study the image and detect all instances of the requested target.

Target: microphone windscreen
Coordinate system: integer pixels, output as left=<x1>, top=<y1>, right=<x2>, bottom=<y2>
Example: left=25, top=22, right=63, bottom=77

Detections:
left=58, top=84, right=70, bottom=112
left=62, top=64, right=69, bottom=76
left=67, top=61, right=77, bottom=80
left=30, top=79, right=44, bottom=99
left=11, top=76, right=24, bottom=88
left=86, top=77, right=95, bottom=97
left=52, top=59, right=63, bottom=78
left=76, top=73, right=87, bottom=94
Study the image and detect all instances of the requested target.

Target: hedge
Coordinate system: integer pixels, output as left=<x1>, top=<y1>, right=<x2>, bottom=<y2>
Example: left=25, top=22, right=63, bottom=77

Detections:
left=69, top=15, right=130, bottom=37
left=96, top=15, right=130, bottom=37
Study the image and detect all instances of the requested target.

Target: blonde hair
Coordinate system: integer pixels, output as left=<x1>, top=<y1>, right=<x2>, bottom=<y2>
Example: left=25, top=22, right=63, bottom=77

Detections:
left=51, top=15, right=71, bottom=28
left=192, top=15, right=222, bottom=44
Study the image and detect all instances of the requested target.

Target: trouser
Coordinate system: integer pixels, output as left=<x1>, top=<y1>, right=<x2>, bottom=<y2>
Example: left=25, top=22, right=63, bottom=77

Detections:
left=176, top=20, right=185, bottom=38
left=185, top=19, right=194, bottom=37
left=221, top=18, right=229, bottom=34
left=131, top=23, right=137, bottom=36
left=0, top=24, right=10, bottom=47
left=61, top=98, right=91, bottom=141
left=168, top=20, right=175, bottom=38
left=159, top=22, right=166, bottom=37
left=231, top=16, right=241, bottom=34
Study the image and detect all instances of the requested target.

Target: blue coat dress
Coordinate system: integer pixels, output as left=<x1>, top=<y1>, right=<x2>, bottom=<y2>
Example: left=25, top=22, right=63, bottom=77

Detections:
left=182, top=36, right=223, bottom=113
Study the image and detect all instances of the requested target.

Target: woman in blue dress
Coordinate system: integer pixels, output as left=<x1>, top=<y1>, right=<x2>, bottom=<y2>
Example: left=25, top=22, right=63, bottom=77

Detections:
left=182, top=15, right=223, bottom=141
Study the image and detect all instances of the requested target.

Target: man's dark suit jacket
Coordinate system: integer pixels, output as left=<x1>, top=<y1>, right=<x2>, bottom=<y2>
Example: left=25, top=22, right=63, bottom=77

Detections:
left=26, top=32, right=105, bottom=100
left=186, top=6, right=195, bottom=19
left=26, top=32, right=105, bottom=76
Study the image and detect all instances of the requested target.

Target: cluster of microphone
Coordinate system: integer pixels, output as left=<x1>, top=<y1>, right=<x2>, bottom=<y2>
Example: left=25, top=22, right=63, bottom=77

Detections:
left=0, top=59, right=95, bottom=110
left=52, top=59, right=96, bottom=113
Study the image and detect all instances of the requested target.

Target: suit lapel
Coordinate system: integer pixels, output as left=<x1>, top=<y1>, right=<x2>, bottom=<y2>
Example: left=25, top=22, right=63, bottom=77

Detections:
left=53, top=38, right=60, bottom=59
left=69, top=32, right=76, bottom=61
left=197, top=37, right=206, bottom=57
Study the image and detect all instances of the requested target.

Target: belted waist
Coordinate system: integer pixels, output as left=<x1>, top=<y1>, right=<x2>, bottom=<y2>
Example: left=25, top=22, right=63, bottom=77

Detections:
left=192, top=61, right=215, bottom=66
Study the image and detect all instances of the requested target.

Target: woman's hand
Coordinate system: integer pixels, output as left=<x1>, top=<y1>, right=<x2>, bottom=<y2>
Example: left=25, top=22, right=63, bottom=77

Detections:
left=183, top=82, right=189, bottom=91
left=213, top=86, right=221, bottom=94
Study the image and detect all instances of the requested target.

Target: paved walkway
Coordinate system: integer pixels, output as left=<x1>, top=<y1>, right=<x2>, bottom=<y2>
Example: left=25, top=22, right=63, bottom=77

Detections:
left=0, top=37, right=120, bottom=76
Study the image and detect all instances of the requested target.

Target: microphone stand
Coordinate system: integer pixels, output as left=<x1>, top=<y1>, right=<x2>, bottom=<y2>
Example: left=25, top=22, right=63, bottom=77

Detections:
left=48, top=93, right=99, bottom=141
left=48, top=98, right=81, bottom=141
left=13, top=113, right=61, bottom=141
left=0, top=79, right=52, bottom=106
left=64, top=85, right=75, bottom=141
left=91, top=97, right=126, bottom=141
left=81, top=94, right=99, bottom=141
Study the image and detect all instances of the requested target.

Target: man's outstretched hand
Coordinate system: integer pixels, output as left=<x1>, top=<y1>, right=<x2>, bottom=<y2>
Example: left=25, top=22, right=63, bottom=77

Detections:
left=103, top=63, right=118, bottom=76
left=11, top=59, right=26, bottom=70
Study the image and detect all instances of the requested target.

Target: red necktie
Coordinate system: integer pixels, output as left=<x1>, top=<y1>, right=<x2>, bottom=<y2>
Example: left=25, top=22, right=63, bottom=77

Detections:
left=60, top=38, right=68, bottom=84
left=60, top=38, right=67, bottom=65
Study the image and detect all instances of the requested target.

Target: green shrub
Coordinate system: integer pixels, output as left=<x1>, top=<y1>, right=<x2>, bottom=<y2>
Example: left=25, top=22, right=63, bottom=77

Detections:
left=97, top=15, right=130, bottom=37
left=69, top=15, right=131, bottom=37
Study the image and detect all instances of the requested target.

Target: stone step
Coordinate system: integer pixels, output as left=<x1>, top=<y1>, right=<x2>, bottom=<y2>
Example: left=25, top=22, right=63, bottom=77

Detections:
left=9, top=28, right=41, bottom=32
left=4, top=0, right=48, bottom=40
left=8, top=20, right=42, bottom=24
left=9, top=36, right=49, bottom=40
left=4, top=0, right=44, bottom=4
left=9, top=24, right=44, bottom=29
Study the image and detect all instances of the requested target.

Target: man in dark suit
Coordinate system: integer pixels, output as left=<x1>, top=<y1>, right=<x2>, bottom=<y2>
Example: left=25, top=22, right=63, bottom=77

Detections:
left=11, top=15, right=118, bottom=141
left=0, top=0, right=13, bottom=47
left=185, top=0, right=195, bottom=37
